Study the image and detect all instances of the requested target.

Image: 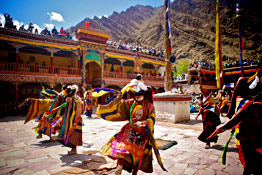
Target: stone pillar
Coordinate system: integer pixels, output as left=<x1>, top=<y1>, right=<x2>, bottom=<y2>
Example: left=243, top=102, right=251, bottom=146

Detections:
left=16, top=48, right=19, bottom=71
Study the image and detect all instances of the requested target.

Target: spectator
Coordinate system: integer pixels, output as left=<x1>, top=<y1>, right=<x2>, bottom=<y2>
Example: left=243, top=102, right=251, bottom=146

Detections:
left=9, top=18, right=16, bottom=29
left=19, top=25, right=25, bottom=31
left=42, top=61, right=46, bottom=67
left=4, top=13, right=11, bottom=28
left=66, top=31, right=72, bottom=39
left=52, top=26, right=58, bottom=37
left=59, top=27, right=65, bottom=38
left=41, top=27, right=49, bottom=36
left=110, top=64, right=115, bottom=72
left=27, top=22, right=34, bottom=33
left=34, top=28, right=38, bottom=34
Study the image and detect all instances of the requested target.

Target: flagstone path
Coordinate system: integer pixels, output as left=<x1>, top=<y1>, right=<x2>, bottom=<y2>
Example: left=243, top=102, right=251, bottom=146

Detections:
left=0, top=114, right=243, bottom=175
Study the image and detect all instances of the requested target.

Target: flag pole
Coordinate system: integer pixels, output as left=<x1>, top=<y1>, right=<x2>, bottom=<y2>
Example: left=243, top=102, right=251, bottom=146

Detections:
left=164, top=0, right=172, bottom=92
left=236, top=2, right=244, bottom=77
left=215, top=0, right=223, bottom=89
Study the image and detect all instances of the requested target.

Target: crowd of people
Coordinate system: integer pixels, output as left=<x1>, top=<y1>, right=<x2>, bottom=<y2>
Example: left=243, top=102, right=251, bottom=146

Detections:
left=189, top=59, right=260, bottom=70
left=189, top=61, right=215, bottom=69
left=2, top=13, right=73, bottom=40
left=3, top=13, right=168, bottom=58
left=108, top=64, right=162, bottom=77
left=106, top=40, right=165, bottom=58
left=0, top=100, right=28, bottom=117
left=3, top=13, right=17, bottom=29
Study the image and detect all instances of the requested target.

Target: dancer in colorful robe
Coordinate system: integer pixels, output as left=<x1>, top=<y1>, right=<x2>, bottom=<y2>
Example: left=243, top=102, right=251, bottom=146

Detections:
left=34, top=85, right=68, bottom=139
left=208, top=67, right=262, bottom=175
left=20, top=88, right=59, bottom=139
left=95, top=75, right=166, bottom=175
left=195, top=88, right=221, bottom=149
left=52, top=84, right=83, bottom=155
left=83, top=87, right=92, bottom=117
left=217, top=85, right=233, bottom=117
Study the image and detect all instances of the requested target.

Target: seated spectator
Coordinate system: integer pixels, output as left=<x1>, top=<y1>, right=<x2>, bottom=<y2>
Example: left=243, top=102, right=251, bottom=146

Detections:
left=19, top=25, right=25, bottom=31
left=66, top=31, right=72, bottom=39
left=59, top=27, right=65, bottom=38
left=190, top=103, right=197, bottom=113
left=27, top=23, right=34, bottom=33
left=41, top=27, right=49, bottom=36
left=34, top=28, right=38, bottom=34
left=42, top=61, right=46, bottom=67
left=52, top=26, right=58, bottom=37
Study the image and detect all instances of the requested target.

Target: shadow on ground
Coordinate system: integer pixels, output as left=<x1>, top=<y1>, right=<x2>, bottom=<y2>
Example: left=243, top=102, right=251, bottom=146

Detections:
left=31, top=140, right=60, bottom=148
left=211, top=144, right=238, bottom=152
left=54, top=151, right=117, bottom=175
left=179, top=119, right=203, bottom=125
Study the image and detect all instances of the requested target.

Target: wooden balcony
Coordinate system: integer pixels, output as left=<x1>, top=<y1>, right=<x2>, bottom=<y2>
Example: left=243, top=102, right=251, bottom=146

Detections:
left=0, top=62, right=79, bottom=76
left=103, top=71, right=164, bottom=88
left=105, top=47, right=165, bottom=63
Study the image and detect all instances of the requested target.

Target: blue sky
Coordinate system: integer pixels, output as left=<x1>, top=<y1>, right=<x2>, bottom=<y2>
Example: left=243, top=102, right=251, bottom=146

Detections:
left=0, top=0, right=165, bottom=32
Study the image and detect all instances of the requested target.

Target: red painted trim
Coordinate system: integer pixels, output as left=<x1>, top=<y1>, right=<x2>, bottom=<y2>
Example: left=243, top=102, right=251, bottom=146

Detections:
left=153, top=96, right=192, bottom=101
left=224, top=69, right=256, bottom=75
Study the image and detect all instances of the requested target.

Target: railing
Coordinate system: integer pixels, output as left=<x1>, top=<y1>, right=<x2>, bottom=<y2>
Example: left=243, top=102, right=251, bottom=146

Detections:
left=105, top=47, right=165, bottom=62
left=54, top=66, right=79, bottom=75
left=104, top=71, right=164, bottom=81
left=0, top=62, right=79, bottom=75
left=0, top=62, right=16, bottom=71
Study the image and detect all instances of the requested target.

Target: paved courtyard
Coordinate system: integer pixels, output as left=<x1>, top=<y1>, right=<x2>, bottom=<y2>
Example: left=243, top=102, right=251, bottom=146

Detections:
left=0, top=113, right=243, bottom=175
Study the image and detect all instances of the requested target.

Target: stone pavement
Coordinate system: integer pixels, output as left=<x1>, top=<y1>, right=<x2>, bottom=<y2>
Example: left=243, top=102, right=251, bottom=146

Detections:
left=0, top=114, right=243, bottom=175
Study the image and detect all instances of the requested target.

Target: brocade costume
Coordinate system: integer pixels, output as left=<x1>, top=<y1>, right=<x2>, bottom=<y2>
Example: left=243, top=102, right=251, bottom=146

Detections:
left=97, top=97, right=166, bottom=173
left=198, top=94, right=221, bottom=144
left=208, top=76, right=262, bottom=175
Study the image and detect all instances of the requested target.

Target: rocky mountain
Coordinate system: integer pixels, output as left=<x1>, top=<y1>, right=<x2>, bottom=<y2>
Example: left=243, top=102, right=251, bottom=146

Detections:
left=71, top=0, right=262, bottom=63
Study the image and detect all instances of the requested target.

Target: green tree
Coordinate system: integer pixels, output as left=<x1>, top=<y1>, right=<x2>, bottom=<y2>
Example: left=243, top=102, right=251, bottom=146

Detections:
left=173, top=61, right=189, bottom=76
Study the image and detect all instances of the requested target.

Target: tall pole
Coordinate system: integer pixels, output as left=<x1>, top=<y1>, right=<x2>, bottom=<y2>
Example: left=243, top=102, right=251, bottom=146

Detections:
left=164, top=0, right=172, bottom=92
left=236, top=2, right=244, bottom=77
left=215, top=0, right=223, bottom=89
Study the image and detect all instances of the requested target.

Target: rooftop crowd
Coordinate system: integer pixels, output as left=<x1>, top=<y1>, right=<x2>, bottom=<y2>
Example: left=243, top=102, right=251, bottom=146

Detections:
left=106, top=40, right=165, bottom=58
left=2, top=13, right=73, bottom=40
left=189, top=59, right=260, bottom=69
left=2, top=13, right=168, bottom=58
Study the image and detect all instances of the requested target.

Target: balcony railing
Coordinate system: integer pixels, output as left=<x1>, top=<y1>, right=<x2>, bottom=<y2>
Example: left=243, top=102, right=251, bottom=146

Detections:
left=104, top=71, right=164, bottom=81
left=0, top=62, right=79, bottom=75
